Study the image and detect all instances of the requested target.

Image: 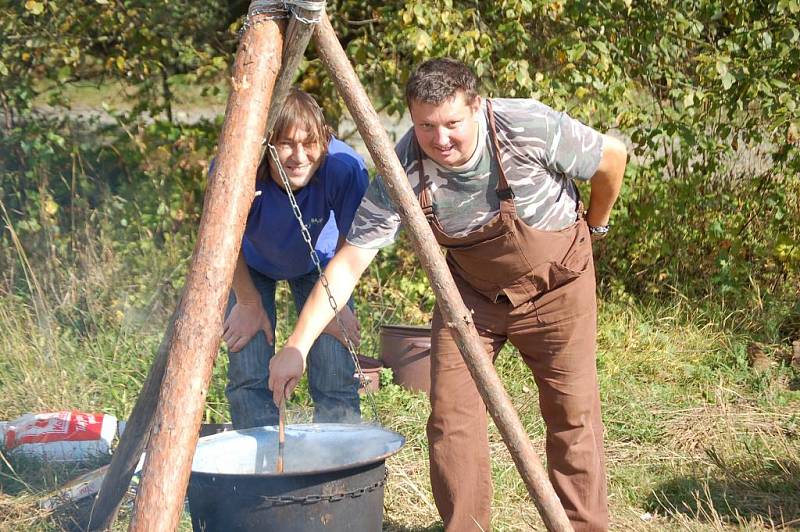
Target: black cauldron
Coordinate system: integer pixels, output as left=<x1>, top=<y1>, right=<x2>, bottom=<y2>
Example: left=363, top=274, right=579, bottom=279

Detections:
left=188, top=423, right=404, bottom=532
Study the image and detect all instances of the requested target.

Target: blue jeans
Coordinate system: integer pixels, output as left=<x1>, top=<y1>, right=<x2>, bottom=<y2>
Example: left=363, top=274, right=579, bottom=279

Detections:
left=225, top=267, right=361, bottom=429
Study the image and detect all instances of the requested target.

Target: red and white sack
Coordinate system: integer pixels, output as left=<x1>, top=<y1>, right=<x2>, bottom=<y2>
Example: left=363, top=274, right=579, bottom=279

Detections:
left=2, top=411, right=117, bottom=462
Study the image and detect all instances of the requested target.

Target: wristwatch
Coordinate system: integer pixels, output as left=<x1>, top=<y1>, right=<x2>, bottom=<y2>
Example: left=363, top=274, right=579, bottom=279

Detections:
left=588, top=224, right=610, bottom=239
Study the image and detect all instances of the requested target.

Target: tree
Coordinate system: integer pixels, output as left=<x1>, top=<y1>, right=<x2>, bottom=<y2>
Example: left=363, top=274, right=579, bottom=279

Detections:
left=2, top=0, right=798, bottom=299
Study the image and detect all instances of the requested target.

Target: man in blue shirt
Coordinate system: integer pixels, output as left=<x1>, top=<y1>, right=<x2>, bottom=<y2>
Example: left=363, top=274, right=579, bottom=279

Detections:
left=222, top=89, right=369, bottom=429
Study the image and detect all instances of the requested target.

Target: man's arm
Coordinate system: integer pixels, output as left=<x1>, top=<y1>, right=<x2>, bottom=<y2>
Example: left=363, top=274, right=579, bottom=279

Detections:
left=268, top=242, right=379, bottom=403
left=585, top=134, right=627, bottom=229
left=222, top=251, right=274, bottom=351
left=319, top=234, right=361, bottom=346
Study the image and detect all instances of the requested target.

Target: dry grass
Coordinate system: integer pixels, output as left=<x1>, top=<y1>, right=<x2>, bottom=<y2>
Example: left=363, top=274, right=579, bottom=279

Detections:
left=0, top=493, right=51, bottom=532
left=375, top=297, right=800, bottom=531
left=377, top=384, right=799, bottom=531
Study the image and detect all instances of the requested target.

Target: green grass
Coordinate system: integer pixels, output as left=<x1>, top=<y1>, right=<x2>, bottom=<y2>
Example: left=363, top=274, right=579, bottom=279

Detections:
left=32, top=76, right=229, bottom=123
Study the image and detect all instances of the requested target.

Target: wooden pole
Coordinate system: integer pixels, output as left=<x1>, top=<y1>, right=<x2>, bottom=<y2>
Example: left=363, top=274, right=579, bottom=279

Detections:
left=126, top=9, right=285, bottom=532
left=265, top=6, right=319, bottom=134
left=313, top=14, right=573, bottom=532
left=87, top=307, right=178, bottom=530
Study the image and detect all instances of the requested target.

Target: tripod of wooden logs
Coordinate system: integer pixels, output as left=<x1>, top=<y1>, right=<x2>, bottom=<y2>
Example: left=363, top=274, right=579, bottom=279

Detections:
left=88, top=2, right=574, bottom=531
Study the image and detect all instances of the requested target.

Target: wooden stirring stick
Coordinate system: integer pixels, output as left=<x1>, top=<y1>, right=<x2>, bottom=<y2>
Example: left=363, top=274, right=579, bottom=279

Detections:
left=276, top=397, right=286, bottom=474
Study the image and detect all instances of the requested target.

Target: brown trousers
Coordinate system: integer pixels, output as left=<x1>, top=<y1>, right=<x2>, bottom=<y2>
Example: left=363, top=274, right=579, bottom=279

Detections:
left=426, top=266, right=607, bottom=531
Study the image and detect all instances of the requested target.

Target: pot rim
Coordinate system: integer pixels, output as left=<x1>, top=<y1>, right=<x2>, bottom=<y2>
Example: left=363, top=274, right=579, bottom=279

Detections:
left=191, top=423, right=405, bottom=478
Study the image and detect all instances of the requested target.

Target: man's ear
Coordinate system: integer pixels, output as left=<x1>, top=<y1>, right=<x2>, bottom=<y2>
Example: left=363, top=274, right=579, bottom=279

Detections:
left=469, top=95, right=482, bottom=115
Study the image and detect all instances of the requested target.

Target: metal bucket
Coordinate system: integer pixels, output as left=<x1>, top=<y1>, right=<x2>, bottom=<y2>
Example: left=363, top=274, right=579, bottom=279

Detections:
left=379, top=325, right=432, bottom=394
left=187, top=423, right=404, bottom=532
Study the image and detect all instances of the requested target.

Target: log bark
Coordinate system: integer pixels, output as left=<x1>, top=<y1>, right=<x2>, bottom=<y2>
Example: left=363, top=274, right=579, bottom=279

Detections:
left=126, top=12, right=285, bottom=532
left=313, top=14, right=573, bottom=532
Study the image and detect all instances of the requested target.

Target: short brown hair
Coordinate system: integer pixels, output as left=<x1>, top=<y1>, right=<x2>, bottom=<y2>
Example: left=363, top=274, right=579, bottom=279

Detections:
left=405, top=58, right=479, bottom=107
left=259, top=88, right=332, bottom=180
left=270, top=88, right=333, bottom=152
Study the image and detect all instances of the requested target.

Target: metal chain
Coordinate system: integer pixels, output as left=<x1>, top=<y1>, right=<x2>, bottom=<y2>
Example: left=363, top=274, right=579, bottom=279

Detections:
left=254, top=469, right=387, bottom=507
left=266, top=144, right=381, bottom=423
left=239, top=1, right=289, bottom=37
left=239, top=0, right=325, bottom=37
left=289, top=0, right=326, bottom=24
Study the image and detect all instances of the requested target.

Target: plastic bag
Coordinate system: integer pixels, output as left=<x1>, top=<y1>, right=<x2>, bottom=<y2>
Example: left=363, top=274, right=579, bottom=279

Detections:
left=2, top=411, right=117, bottom=462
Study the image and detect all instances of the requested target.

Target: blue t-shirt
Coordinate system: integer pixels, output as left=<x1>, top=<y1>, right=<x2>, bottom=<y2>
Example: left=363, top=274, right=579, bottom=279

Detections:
left=242, top=138, right=369, bottom=280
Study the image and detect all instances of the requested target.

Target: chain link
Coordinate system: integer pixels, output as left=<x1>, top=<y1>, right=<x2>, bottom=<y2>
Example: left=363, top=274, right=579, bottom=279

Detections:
left=239, top=1, right=289, bottom=37
left=254, top=470, right=387, bottom=508
left=266, top=144, right=381, bottom=423
left=239, top=0, right=325, bottom=37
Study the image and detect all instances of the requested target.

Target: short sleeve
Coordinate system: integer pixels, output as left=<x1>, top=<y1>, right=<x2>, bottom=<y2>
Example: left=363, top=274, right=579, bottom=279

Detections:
left=544, top=109, right=604, bottom=181
left=328, top=153, right=369, bottom=237
left=346, top=176, right=402, bottom=249
left=345, top=130, right=419, bottom=249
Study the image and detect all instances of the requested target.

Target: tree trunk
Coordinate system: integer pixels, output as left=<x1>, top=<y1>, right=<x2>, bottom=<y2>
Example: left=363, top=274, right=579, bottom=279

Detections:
left=266, top=6, right=320, bottom=135
left=88, top=306, right=177, bottom=530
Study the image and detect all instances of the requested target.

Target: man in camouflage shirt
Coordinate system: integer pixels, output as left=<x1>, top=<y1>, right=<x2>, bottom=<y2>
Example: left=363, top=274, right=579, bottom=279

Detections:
left=270, top=58, right=627, bottom=531
left=350, top=97, right=605, bottom=245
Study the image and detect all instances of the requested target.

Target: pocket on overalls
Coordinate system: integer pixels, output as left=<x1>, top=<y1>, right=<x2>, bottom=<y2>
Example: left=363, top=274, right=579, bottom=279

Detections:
left=555, top=221, right=592, bottom=272
left=542, top=222, right=592, bottom=292
left=447, top=232, right=530, bottom=284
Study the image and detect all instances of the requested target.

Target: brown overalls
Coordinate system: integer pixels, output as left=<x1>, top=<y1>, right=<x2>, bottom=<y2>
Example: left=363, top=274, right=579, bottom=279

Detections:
left=418, top=100, right=608, bottom=531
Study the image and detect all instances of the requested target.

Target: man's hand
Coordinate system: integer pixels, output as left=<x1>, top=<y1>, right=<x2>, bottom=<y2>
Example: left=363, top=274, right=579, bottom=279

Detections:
left=268, top=346, right=306, bottom=405
left=223, top=300, right=273, bottom=352
left=321, top=305, right=361, bottom=348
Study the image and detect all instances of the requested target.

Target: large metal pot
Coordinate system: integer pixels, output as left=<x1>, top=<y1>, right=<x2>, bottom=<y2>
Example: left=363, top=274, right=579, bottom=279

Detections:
left=187, top=423, right=404, bottom=532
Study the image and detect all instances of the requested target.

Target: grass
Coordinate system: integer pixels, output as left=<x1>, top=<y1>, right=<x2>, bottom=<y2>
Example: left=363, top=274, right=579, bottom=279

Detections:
left=0, top=218, right=797, bottom=532
left=33, top=76, right=229, bottom=123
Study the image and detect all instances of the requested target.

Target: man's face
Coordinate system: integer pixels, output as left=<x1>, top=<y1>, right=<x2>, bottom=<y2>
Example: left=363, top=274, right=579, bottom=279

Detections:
left=409, top=91, right=481, bottom=168
left=269, top=126, right=323, bottom=191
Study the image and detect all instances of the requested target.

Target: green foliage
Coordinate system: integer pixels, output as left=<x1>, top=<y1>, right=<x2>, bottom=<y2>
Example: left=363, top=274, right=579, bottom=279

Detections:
left=2, top=1, right=798, bottom=304
left=378, top=366, right=394, bottom=387
left=325, top=0, right=800, bottom=301
left=1, top=0, right=233, bottom=119
left=589, top=1, right=800, bottom=298
left=1, top=0, right=229, bottom=316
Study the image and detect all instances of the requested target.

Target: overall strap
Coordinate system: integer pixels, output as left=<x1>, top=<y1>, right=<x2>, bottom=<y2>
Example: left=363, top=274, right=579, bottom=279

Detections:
left=485, top=99, right=514, bottom=202
left=415, top=137, right=435, bottom=220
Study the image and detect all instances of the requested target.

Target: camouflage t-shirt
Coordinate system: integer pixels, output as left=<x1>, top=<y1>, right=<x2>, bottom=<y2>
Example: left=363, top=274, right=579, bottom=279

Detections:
left=346, top=98, right=604, bottom=249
